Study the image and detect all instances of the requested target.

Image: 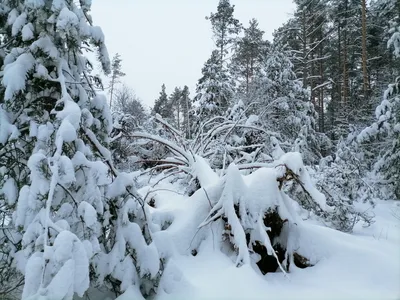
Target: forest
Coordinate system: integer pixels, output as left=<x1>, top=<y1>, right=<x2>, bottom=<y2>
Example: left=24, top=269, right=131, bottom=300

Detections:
left=0, top=0, right=399, bottom=299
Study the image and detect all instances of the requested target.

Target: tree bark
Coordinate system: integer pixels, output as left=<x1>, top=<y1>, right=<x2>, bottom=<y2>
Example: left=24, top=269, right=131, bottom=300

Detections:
left=342, top=0, right=349, bottom=111
left=361, top=0, right=369, bottom=99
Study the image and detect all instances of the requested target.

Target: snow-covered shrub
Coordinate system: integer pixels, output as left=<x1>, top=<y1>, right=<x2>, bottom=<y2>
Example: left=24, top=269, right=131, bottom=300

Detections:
left=121, top=109, right=274, bottom=197
left=192, top=100, right=273, bottom=170
left=307, top=132, right=377, bottom=231
left=170, top=152, right=330, bottom=275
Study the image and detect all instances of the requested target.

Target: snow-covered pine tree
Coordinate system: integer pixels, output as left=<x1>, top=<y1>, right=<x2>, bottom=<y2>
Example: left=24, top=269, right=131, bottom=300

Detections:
left=358, top=14, right=400, bottom=198
left=193, top=50, right=234, bottom=125
left=180, top=85, right=192, bottom=139
left=248, top=49, right=330, bottom=164
left=168, top=87, right=182, bottom=128
left=192, top=0, right=241, bottom=127
left=0, top=1, right=164, bottom=299
left=231, top=18, right=267, bottom=95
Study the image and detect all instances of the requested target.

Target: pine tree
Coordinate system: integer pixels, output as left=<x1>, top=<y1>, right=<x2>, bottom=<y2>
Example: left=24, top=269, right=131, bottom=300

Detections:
left=231, top=18, right=267, bottom=95
left=207, top=0, right=242, bottom=65
left=169, top=86, right=182, bottom=128
left=180, top=85, right=192, bottom=138
left=109, top=53, right=126, bottom=110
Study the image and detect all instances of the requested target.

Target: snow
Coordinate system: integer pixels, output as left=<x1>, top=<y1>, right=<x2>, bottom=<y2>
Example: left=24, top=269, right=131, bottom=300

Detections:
left=57, top=119, right=77, bottom=144
left=116, top=285, right=145, bottom=300
left=0, top=106, right=19, bottom=144
left=112, top=169, right=400, bottom=300
left=51, top=0, right=65, bottom=11
left=22, top=23, right=34, bottom=41
left=7, top=9, right=19, bottom=26
left=192, top=155, right=219, bottom=187
left=30, top=36, right=60, bottom=59
left=12, top=12, right=27, bottom=36
left=270, top=136, right=285, bottom=159
left=90, top=26, right=106, bottom=43
left=25, top=0, right=45, bottom=9
left=22, top=254, right=44, bottom=299
left=2, top=52, right=36, bottom=100
left=77, top=202, right=98, bottom=229
left=56, top=7, right=79, bottom=31
left=57, top=100, right=82, bottom=130
left=107, top=172, right=136, bottom=198
left=152, top=202, right=400, bottom=300
left=113, top=201, right=400, bottom=300
left=278, top=152, right=329, bottom=211
left=2, top=177, right=18, bottom=205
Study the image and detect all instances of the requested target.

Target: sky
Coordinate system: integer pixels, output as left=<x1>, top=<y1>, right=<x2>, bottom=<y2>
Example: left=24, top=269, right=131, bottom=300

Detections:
left=91, top=0, right=295, bottom=109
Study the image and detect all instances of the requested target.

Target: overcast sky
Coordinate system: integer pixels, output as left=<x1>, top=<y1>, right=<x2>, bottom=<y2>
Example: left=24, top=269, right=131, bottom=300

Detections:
left=91, top=0, right=295, bottom=108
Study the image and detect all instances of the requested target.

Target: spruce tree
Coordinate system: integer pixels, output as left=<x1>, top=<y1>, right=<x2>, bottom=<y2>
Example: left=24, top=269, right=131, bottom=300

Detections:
left=153, top=83, right=172, bottom=119
left=0, top=1, right=163, bottom=298
left=194, top=50, right=234, bottom=121
left=249, top=50, right=327, bottom=163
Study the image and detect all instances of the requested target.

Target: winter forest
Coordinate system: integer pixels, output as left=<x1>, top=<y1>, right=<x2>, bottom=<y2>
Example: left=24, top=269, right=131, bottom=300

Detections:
left=0, top=0, right=399, bottom=299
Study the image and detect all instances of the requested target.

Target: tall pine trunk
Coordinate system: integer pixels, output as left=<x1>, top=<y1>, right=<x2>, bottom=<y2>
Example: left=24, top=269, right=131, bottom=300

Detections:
left=361, top=0, right=369, bottom=99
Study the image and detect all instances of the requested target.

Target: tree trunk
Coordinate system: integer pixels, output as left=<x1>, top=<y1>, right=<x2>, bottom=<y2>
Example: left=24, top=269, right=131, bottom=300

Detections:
left=342, top=0, right=349, bottom=111
left=109, top=76, right=115, bottom=110
left=302, top=9, right=308, bottom=88
left=361, top=0, right=369, bottom=99
left=177, top=100, right=180, bottom=130
left=186, top=97, right=191, bottom=139
left=319, top=37, right=325, bottom=133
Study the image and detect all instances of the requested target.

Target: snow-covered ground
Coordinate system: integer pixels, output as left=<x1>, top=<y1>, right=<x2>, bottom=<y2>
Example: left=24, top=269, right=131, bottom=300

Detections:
left=119, top=177, right=400, bottom=300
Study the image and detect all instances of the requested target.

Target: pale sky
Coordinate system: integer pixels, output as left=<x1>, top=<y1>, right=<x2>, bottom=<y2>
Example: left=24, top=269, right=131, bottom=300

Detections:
left=91, top=0, right=295, bottom=108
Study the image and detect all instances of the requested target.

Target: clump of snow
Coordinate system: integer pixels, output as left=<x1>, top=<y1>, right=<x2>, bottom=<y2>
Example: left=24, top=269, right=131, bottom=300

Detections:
left=12, top=12, right=27, bottom=36
left=57, top=119, right=77, bottom=144
left=2, top=177, right=18, bottom=205
left=78, top=201, right=98, bottom=229
left=107, top=172, right=136, bottom=198
left=56, top=7, right=79, bottom=31
left=2, top=52, right=35, bottom=100
left=270, top=136, right=284, bottom=160
left=0, top=106, right=19, bottom=143
left=30, top=36, right=60, bottom=58
left=192, top=155, right=219, bottom=187
left=22, top=23, right=34, bottom=41
left=278, top=152, right=330, bottom=211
